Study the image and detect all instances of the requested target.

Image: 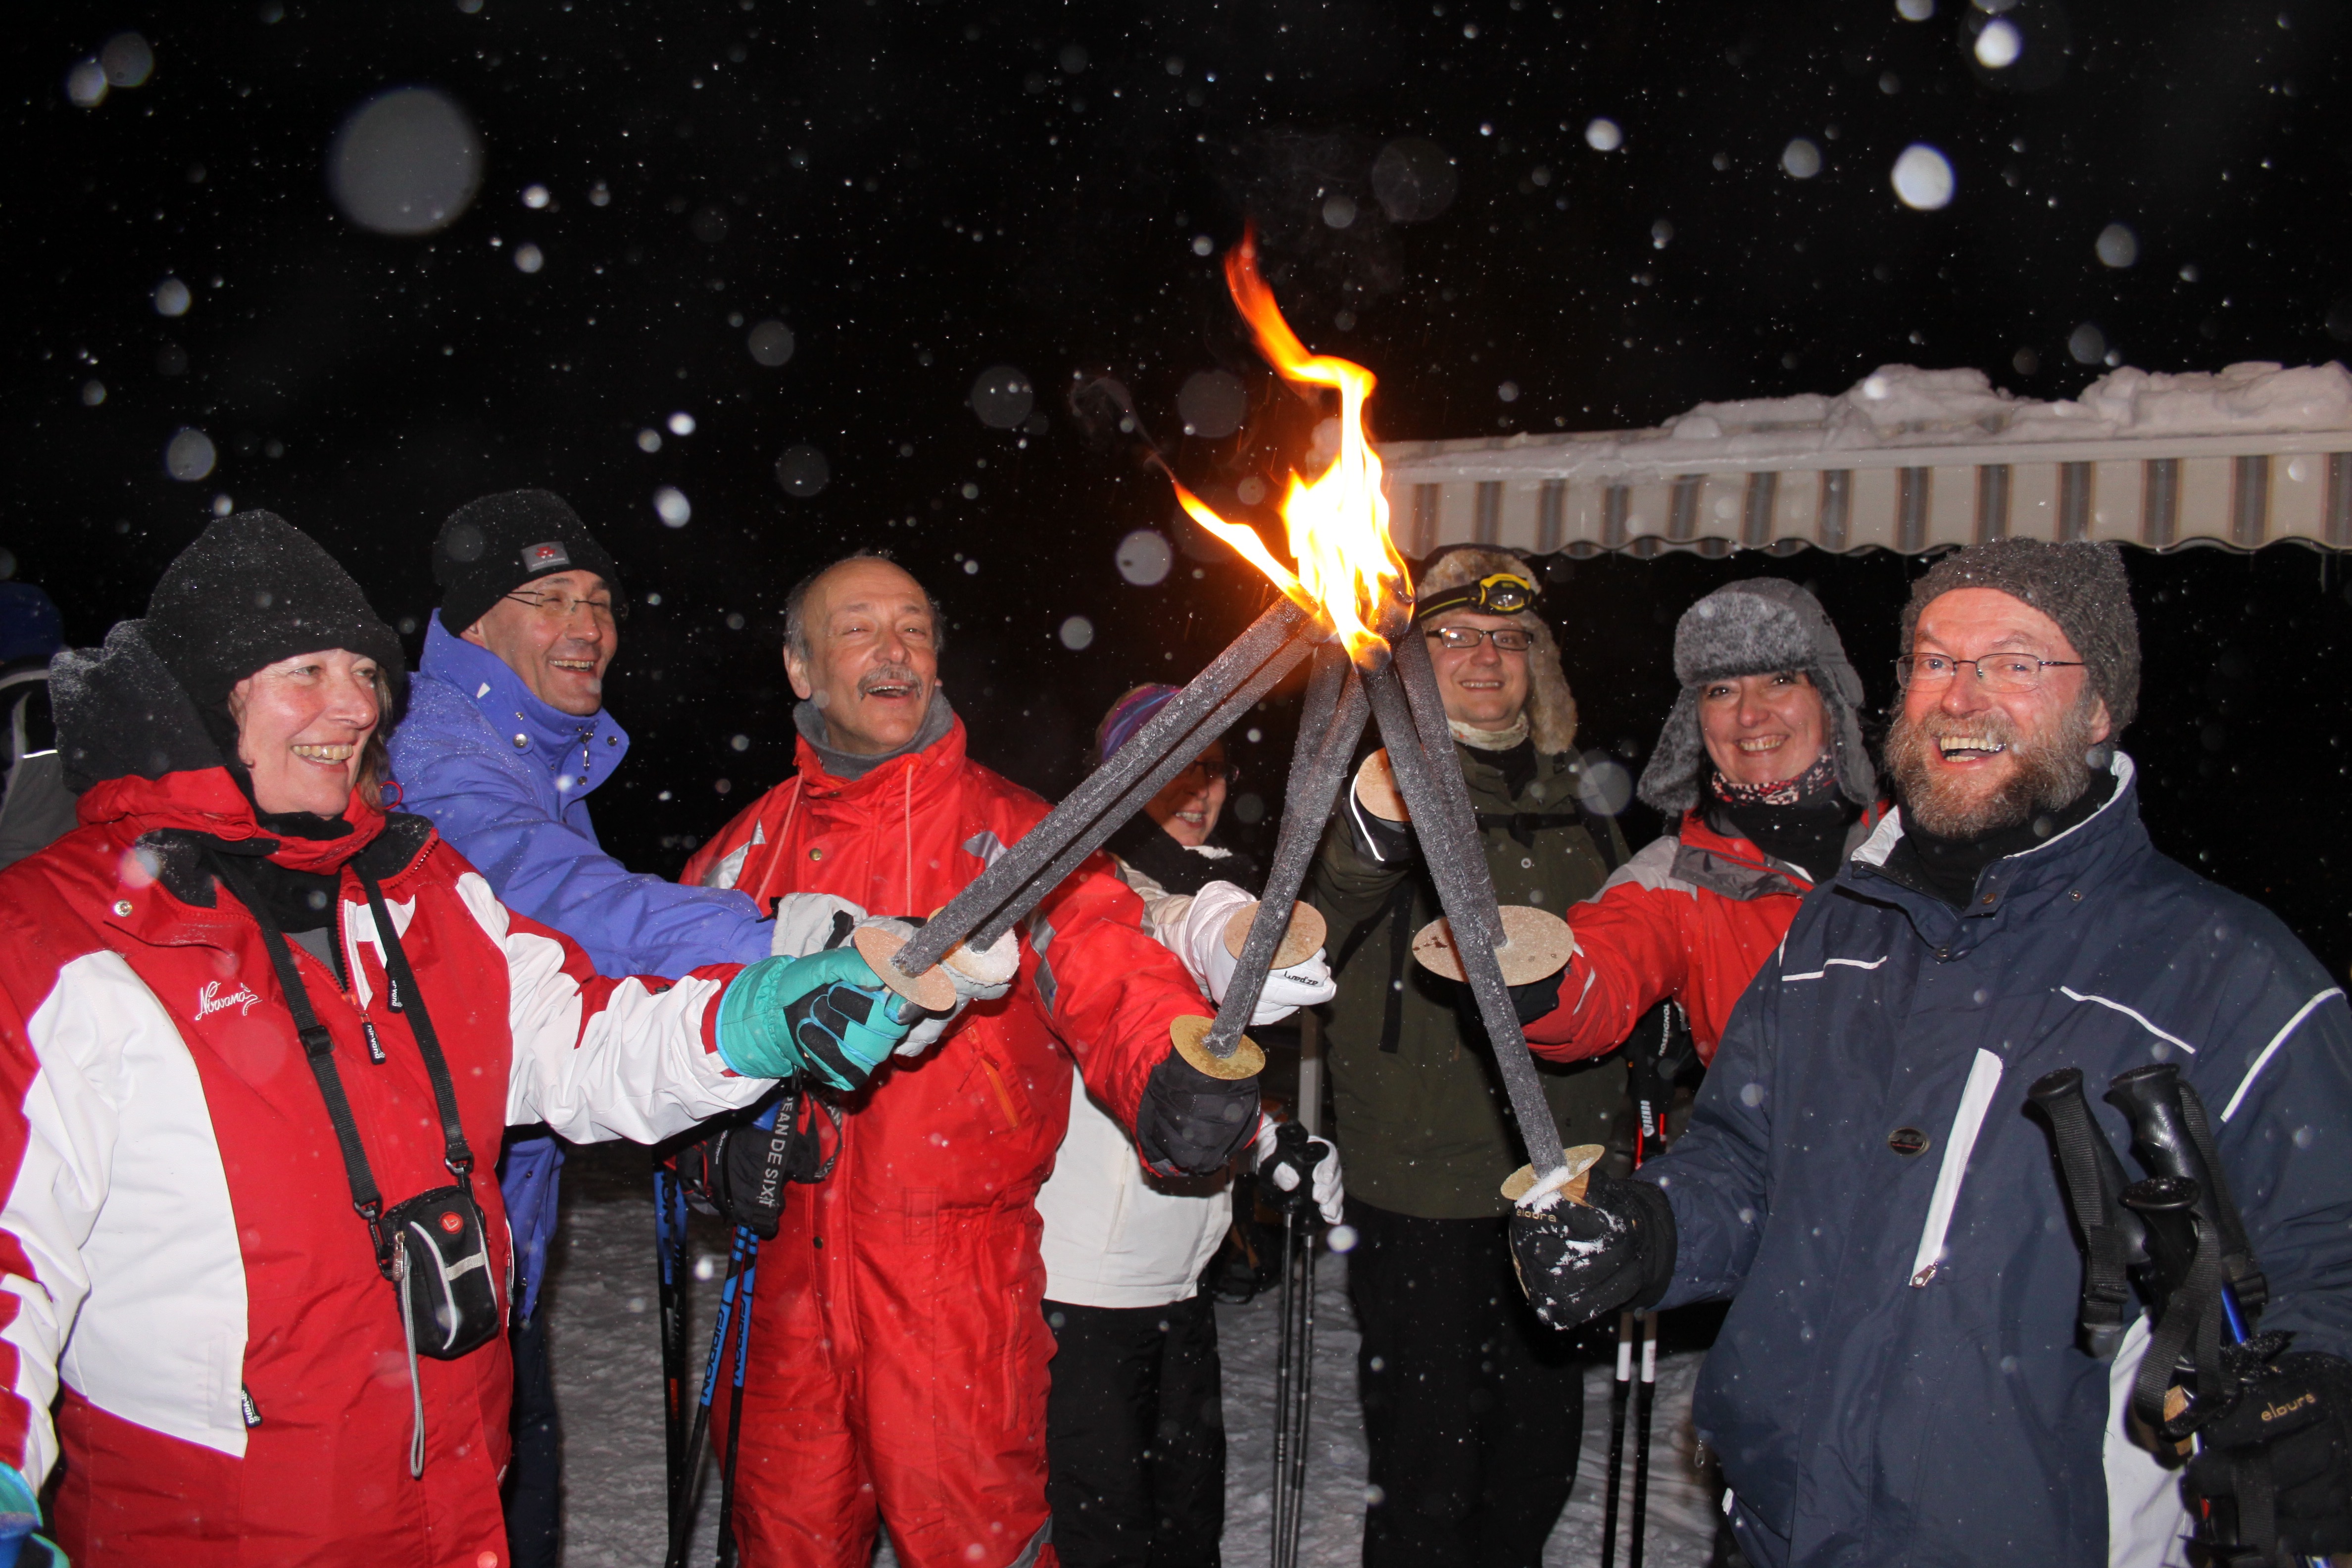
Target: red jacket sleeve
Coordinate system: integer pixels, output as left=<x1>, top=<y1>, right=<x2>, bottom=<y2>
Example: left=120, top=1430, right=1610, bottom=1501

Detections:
left=1523, top=873, right=1696, bottom=1063
left=1016, top=849, right=1216, bottom=1136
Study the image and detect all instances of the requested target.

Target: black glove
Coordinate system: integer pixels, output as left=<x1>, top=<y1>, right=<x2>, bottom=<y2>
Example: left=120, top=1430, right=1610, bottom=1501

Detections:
left=1509, top=1169, right=1677, bottom=1330
left=2186, top=1348, right=2352, bottom=1557
left=1134, top=1050, right=1262, bottom=1177
left=1510, top=968, right=1568, bottom=1028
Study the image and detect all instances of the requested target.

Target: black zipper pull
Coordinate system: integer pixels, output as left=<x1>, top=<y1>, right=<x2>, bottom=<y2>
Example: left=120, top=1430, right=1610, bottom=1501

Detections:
left=360, top=1017, right=387, bottom=1066
left=240, top=1385, right=263, bottom=1427
left=387, top=974, right=402, bottom=1012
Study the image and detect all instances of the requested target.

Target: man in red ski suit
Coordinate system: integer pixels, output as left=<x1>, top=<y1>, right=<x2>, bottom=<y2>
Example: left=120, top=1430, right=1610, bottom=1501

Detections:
left=679, top=554, right=1259, bottom=1568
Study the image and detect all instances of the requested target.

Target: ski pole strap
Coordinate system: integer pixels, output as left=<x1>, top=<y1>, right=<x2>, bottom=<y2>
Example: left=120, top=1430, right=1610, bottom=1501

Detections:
left=2026, top=1069, right=2135, bottom=1359
left=2174, top=1080, right=2269, bottom=1321
left=357, top=869, right=475, bottom=1182
left=208, top=849, right=395, bottom=1277
left=2127, top=1188, right=2228, bottom=1440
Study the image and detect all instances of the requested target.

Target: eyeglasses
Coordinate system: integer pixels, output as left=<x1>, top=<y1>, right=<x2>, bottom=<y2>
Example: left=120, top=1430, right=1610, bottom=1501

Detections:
left=1428, top=626, right=1535, bottom=653
left=505, top=589, right=622, bottom=625
left=1179, top=757, right=1237, bottom=785
left=1895, top=652, right=2085, bottom=693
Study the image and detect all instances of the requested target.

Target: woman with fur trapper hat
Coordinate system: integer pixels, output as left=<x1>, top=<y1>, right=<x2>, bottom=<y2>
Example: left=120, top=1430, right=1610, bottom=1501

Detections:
left=0, top=512, right=921, bottom=1566
left=1518, top=576, right=1886, bottom=1066
left=1307, top=545, right=1627, bottom=1568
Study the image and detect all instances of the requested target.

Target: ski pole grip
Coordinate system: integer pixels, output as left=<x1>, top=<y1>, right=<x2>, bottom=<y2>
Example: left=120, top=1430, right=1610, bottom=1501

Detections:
left=2025, top=1067, right=2142, bottom=1359
left=2120, top=1175, right=2202, bottom=1304
left=2107, top=1065, right=2268, bottom=1322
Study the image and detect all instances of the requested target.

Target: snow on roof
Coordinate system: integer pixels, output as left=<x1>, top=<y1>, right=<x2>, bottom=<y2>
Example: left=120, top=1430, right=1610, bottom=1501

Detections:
left=1380, top=362, right=2352, bottom=479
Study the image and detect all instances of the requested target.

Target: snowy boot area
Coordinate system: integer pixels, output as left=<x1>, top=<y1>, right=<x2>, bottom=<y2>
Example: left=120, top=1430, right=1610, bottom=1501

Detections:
left=547, top=1142, right=1719, bottom=1566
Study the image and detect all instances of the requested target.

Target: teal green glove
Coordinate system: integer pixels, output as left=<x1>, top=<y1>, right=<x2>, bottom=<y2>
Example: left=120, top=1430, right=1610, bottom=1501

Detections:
left=0, top=1463, right=60, bottom=1567
left=714, top=947, right=918, bottom=1092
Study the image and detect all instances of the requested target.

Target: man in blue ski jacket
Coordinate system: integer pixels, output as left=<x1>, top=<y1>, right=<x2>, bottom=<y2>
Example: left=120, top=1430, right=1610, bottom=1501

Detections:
left=388, top=489, right=828, bottom=1566
left=1513, top=539, right=2352, bottom=1568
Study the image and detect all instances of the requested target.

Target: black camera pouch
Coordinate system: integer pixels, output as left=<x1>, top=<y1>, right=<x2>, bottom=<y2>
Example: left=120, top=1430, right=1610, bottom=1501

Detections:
left=385, top=1184, right=503, bottom=1359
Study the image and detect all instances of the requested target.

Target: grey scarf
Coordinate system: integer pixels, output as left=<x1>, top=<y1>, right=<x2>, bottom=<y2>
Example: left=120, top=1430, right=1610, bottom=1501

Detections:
left=793, top=689, right=955, bottom=781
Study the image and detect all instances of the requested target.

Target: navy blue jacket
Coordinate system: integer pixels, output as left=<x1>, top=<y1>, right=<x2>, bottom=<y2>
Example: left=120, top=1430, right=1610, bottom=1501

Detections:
left=388, top=613, right=773, bottom=1315
left=1642, top=756, right=2352, bottom=1567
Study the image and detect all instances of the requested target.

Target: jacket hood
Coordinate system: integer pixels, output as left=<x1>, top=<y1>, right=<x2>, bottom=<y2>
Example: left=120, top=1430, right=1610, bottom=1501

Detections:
left=51, top=620, right=225, bottom=793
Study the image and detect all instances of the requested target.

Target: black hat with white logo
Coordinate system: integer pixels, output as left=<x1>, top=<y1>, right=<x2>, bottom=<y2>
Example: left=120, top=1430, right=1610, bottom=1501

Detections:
left=433, top=489, right=625, bottom=636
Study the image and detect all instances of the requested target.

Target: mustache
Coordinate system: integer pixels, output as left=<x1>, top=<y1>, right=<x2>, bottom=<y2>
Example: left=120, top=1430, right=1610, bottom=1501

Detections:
left=858, top=662, right=924, bottom=695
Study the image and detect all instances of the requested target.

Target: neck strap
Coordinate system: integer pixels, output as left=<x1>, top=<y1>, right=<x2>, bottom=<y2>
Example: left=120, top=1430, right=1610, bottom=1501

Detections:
left=208, top=849, right=474, bottom=1278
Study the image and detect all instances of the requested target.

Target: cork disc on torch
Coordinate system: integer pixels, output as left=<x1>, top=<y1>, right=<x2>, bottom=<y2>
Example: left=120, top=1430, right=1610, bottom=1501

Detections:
left=1170, top=1015, right=1266, bottom=1079
left=1222, top=900, right=1329, bottom=971
left=1500, top=1144, right=1608, bottom=1206
left=1411, top=904, right=1575, bottom=986
left=850, top=924, right=960, bottom=1014
left=1353, top=749, right=1409, bottom=823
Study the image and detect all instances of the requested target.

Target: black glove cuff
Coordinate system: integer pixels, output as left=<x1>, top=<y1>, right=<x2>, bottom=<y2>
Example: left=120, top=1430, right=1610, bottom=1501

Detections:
left=1510, top=969, right=1568, bottom=1028
left=1591, top=1169, right=1679, bottom=1310
left=1135, top=1051, right=1261, bottom=1177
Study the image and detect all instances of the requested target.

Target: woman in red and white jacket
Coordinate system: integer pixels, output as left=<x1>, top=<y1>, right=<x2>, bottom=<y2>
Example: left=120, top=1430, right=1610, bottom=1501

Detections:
left=0, top=513, right=923, bottom=1568
left=1519, top=579, right=1885, bottom=1066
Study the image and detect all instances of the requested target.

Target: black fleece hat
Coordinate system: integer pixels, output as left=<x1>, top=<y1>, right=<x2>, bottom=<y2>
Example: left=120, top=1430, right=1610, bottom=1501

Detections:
left=144, top=510, right=408, bottom=715
left=1902, top=538, right=2139, bottom=732
left=433, top=489, right=624, bottom=635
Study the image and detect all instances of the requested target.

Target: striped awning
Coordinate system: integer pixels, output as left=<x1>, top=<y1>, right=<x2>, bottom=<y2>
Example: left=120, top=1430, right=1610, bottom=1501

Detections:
left=1376, top=430, right=2352, bottom=557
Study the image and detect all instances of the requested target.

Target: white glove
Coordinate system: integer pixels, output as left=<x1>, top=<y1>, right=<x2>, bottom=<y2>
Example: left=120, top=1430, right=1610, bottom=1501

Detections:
left=1178, top=882, right=1339, bottom=1027
left=769, top=892, right=869, bottom=957
left=1253, top=1117, right=1346, bottom=1225
left=855, top=917, right=1017, bottom=1058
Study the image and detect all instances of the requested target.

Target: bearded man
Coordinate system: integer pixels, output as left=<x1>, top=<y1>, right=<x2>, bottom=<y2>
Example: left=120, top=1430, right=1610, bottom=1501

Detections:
left=1512, top=539, right=2352, bottom=1568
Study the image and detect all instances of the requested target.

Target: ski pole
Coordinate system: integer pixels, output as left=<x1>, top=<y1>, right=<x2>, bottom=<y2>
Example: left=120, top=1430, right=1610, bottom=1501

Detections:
left=1629, top=1310, right=1658, bottom=1568
left=668, top=1222, right=754, bottom=1568
left=1602, top=1310, right=1632, bottom=1568
left=714, top=1229, right=763, bottom=1568
left=1279, top=1213, right=1298, bottom=1568
left=1284, top=1219, right=1317, bottom=1568
left=654, top=1161, right=692, bottom=1521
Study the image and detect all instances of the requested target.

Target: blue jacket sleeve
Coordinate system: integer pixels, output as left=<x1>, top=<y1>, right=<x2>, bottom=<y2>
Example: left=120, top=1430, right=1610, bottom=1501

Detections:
left=1637, top=946, right=1781, bottom=1309
left=2192, top=951, right=2352, bottom=1365
left=397, top=737, right=774, bottom=981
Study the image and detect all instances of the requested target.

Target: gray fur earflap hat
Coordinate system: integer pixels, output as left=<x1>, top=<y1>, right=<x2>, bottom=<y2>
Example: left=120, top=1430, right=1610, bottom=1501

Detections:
left=1635, top=578, right=1875, bottom=814
left=1900, top=538, right=2138, bottom=733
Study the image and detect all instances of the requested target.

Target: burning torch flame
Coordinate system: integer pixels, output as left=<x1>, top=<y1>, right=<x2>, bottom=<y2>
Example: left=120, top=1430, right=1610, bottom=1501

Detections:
left=1170, top=233, right=1411, bottom=659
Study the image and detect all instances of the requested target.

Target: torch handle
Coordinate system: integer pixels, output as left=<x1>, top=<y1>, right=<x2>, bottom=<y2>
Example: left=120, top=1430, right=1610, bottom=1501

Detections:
left=1205, top=646, right=1370, bottom=1058
left=1390, top=627, right=1506, bottom=949
left=1360, top=658, right=1568, bottom=1176
left=894, top=599, right=1309, bottom=977
left=969, top=632, right=1312, bottom=959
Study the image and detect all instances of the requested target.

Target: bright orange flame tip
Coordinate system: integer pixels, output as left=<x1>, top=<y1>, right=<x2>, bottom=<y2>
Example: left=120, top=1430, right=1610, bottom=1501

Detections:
left=1173, top=229, right=1411, bottom=660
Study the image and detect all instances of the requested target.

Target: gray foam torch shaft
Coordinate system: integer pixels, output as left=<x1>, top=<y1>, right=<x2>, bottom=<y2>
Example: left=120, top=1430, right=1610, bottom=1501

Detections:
left=1359, top=652, right=1569, bottom=1177
left=891, top=598, right=1310, bottom=979
left=1204, top=643, right=1370, bottom=1059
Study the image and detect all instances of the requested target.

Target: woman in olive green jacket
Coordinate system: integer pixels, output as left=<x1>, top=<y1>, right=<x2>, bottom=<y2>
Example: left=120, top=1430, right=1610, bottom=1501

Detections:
left=1308, top=546, right=1625, bottom=1568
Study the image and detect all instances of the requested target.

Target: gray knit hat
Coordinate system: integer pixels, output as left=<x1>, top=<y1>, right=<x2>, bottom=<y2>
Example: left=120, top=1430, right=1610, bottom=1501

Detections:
left=1635, top=578, right=1876, bottom=814
left=1900, top=538, right=2139, bottom=732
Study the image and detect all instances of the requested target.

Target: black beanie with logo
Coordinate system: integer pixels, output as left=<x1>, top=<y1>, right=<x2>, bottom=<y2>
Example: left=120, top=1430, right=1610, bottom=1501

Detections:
left=433, top=489, right=625, bottom=636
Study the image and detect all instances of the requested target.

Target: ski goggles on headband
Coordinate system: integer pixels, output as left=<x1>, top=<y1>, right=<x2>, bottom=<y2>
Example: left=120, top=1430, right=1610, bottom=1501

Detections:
left=1412, top=570, right=1541, bottom=624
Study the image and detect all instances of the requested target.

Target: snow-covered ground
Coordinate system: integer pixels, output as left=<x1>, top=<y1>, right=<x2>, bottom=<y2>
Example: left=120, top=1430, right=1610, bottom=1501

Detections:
left=545, top=1141, right=1718, bottom=1567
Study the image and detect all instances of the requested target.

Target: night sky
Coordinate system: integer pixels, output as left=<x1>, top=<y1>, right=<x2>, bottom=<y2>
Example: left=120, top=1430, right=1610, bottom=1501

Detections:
left=9, top=1, right=2352, bottom=967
